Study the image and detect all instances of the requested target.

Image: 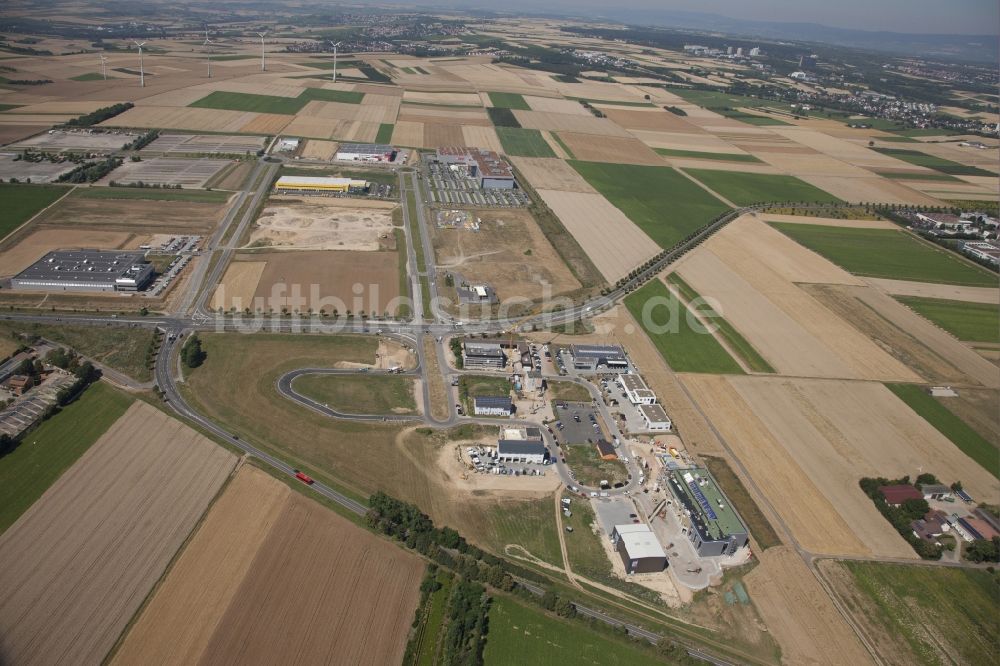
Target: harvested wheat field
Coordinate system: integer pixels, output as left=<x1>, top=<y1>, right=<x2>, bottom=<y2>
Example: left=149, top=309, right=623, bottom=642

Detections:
left=864, top=277, right=999, bottom=304
left=0, top=228, right=133, bottom=276
left=115, top=465, right=424, bottom=666
left=433, top=207, right=580, bottom=302
left=536, top=189, right=658, bottom=282
left=460, top=125, right=503, bottom=152
left=248, top=197, right=397, bottom=251
left=599, top=106, right=702, bottom=132
left=213, top=261, right=267, bottom=311
left=758, top=213, right=897, bottom=229
left=423, top=123, right=465, bottom=147
left=524, top=95, right=591, bottom=115
left=250, top=250, right=401, bottom=315
left=684, top=373, right=999, bottom=557
left=510, top=156, right=596, bottom=192
left=300, top=139, right=339, bottom=160
left=0, top=402, right=236, bottom=666
left=558, top=132, right=666, bottom=165
left=391, top=120, right=425, bottom=147
left=675, top=219, right=918, bottom=381
left=513, top=110, right=632, bottom=136
left=798, top=175, right=942, bottom=206
left=744, top=547, right=874, bottom=666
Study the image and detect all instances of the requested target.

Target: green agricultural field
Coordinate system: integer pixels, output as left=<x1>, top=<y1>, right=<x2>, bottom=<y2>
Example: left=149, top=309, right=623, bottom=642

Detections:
left=666, top=273, right=774, bottom=373
left=686, top=168, right=842, bottom=206
left=569, top=161, right=730, bottom=249
left=488, top=92, right=530, bottom=110
left=549, top=132, right=575, bottom=158
left=624, top=280, right=744, bottom=374
left=0, top=184, right=68, bottom=238
left=721, top=111, right=791, bottom=126
left=190, top=87, right=364, bottom=114
left=770, top=223, right=997, bottom=287
left=73, top=186, right=231, bottom=203
left=292, top=374, right=417, bottom=415
left=484, top=595, right=666, bottom=666
left=495, top=127, right=556, bottom=158
left=375, top=122, right=394, bottom=143
left=877, top=171, right=961, bottom=182
left=654, top=148, right=763, bottom=163
left=487, top=106, right=521, bottom=128
left=70, top=72, right=106, bottom=81
left=834, top=561, right=999, bottom=666
left=886, top=384, right=998, bottom=479
left=896, top=296, right=999, bottom=342
left=0, top=321, right=156, bottom=382
left=481, top=498, right=562, bottom=567
left=0, top=382, right=133, bottom=534
left=873, top=147, right=995, bottom=176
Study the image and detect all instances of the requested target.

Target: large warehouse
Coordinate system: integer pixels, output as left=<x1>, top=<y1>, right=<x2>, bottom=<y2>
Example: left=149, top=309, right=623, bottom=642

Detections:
left=569, top=344, right=629, bottom=373
left=274, top=175, right=369, bottom=194
left=335, top=143, right=397, bottom=162
left=611, top=524, right=667, bottom=574
left=668, top=468, right=749, bottom=557
left=433, top=147, right=516, bottom=189
left=12, top=250, right=154, bottom=293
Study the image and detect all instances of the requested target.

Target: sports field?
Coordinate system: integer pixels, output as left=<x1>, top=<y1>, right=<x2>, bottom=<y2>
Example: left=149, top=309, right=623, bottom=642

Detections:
left=624, top=279, right=744, bottom=374
left=896, top=296, right=999, bottom=343
left=771, top=223, right=997, bottom=287
left=569, top=160, right=730, bottom=249
left=685, top=169, right=843, bottom=206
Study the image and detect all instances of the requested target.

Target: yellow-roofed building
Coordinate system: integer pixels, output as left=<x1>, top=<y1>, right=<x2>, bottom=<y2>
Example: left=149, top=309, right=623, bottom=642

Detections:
left=274, top=175, right=368, bottom=193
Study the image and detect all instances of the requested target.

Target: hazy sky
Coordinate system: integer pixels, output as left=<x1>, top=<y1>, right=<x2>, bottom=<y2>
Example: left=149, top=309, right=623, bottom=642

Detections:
left=459, top=0, right=1000, bottom=35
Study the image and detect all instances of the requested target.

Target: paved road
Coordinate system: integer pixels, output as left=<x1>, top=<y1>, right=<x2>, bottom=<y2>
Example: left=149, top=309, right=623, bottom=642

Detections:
left=277, top=367, right=424, bottom=423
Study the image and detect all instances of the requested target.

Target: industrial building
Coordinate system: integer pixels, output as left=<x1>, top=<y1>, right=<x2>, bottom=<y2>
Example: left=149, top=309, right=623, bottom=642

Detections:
left=611, top=524, right=667, bottom=574
left=638, top=404, right=672, bottom=431
left=569, top=344, right=629, bottom=373
left=473, top=395, right=513, bottom=416
left=617, top=374, right=656, bottom=405
left=497, top=438, right=547, bottom=464
left=668, top=468, right=749, bottom=557
left=595, top=439, right=617, bottom=461
left=433, top=147, right=516, bottom=189
left=462, top=341, right=506, bottom=370
left=335, top=143, right=397, bottom=162
left=274, top=175, right=369, bottom=194
left=12, top=250, right=154, bottom=293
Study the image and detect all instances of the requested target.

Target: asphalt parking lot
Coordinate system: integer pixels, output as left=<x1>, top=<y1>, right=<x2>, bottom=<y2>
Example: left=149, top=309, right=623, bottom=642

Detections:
left=552, top=401, right=607, bottom=446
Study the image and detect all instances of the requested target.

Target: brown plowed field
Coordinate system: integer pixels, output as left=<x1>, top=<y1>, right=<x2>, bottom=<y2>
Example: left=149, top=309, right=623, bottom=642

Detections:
left=0, top=402, right=236, bottom=666
left=115, top=465, right=423, bottom=666
left=599, top=106, right=702, bottom=132
left=33, top=192, right=231, bottom=235
left=249, top=249, right=401, bottom=314
left=744, top=547, right=874, bottom=666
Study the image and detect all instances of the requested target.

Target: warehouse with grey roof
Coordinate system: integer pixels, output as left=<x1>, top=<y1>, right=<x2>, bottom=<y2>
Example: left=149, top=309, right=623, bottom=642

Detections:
left=11, top=250, right=154, bottom=293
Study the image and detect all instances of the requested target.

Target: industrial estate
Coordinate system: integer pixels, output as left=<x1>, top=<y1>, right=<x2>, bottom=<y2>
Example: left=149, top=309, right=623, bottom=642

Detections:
left=0, top=2, right=996, bottom=666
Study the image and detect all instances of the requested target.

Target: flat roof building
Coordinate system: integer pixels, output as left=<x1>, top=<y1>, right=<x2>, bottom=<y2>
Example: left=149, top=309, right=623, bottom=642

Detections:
left=462, top=341, right=506, bottom=370
left=569, top=344, right=628, bottom=373
left=335, top=143, right=397, bottom=162
left=473, top=395, right=513, bottom=416
left=274, top=175, right=368, bottom=193
left=617, top=374, right=656, bottom=405
left=12, top=250, right=154, bottom=293
left=434, top=147, right=516, bottom=189
left=668, top=468, right=749, bottom=557
left=497, top=439, right=547, bottom=464
left=638, top=403, right=672, bottom=431
left=595, top=439, right=617, bottom=460
left=612, top=524, right=667, bottom=574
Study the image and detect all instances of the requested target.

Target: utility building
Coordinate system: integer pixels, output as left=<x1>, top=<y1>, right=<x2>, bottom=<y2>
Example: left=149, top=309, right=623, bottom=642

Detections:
left=611, top=524, right=667, bottom=574
left=335, top=143, right=397, bottom=162
left=12, top=250, right=154, bottom=293
left=668, top=468, right=749, bottom=557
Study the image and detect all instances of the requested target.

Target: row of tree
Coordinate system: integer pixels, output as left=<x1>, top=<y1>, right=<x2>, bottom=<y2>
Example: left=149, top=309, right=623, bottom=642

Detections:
left=64, top=102, right=134, bottom=128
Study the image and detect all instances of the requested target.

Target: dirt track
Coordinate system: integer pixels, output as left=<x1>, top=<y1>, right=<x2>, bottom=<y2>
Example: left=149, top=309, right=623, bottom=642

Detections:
left=0, top=402, right=236, bottom=666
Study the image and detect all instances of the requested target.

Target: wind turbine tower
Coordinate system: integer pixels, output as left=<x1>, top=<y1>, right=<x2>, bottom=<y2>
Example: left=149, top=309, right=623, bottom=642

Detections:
left=257, top=32, right=267, bottom=72
left=204, top=30, right=214, bottom=78
left=99, top=54, right=108, bottom=81
left=133, top=40, right=147, bottom=87
left=331, top=41, right=342, bottom=83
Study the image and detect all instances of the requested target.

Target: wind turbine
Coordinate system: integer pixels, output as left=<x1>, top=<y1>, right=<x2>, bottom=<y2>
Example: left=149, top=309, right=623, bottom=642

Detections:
left=99, top=54, right=108, bottom=81
left=133, top=40, right=147, bottom=87
left=257, top=31, right=267, bottom=72
left=330, top=41, right=342, bottom=83
left=204, top=30, right=214, bottom=78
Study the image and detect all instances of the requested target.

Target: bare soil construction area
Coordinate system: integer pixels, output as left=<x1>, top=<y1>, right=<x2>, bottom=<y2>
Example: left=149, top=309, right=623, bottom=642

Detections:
left=744, top=547, right=874, bottom=666
left=114, top=465, right=424, bottom=666
left=0, top=402, right=235, bottom=666
left=248, top=196, right=398, bottom=252
left=682, top=374, right=1000, bottom=558
left=433, top=207, right=580, bottom=302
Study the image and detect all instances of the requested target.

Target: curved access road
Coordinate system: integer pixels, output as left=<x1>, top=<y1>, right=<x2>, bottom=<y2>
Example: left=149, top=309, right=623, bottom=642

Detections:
left=276, top=367, right=424, bottom=423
